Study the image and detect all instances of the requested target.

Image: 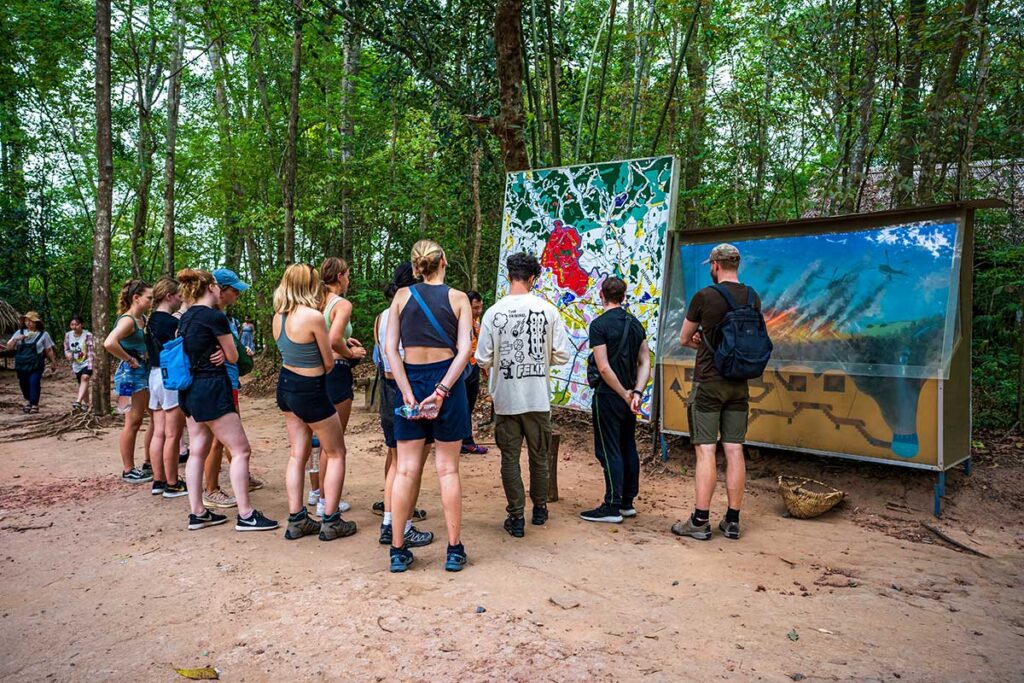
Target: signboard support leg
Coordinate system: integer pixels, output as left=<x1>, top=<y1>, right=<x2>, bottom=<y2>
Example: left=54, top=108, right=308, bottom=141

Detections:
left=963, top=458, right=973, bottom=476
left=660, top=434, right=669, bottom=462
left=933, top=471, right=947, bottom=517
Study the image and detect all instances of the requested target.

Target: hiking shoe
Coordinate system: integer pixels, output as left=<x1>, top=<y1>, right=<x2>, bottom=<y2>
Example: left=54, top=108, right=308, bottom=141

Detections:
left=247, top=475, right=265, bottom=491
left=285, top=508, right=321, bottom=540
left=404, top=525, right=434, bottom=548
left=162, top=480, right=188, bottom=498
left=620, top=508, right=637, bottom=518
left=671, top=517, right=712, bottom=540
left=188, top=509, right=227, bottom=530
left=531, top=505, right=548, bottom=526
left=151, top=480, right=167, bottom=495
left=203, top=488, right=237, bottom=508
left=236, top=509, right=278, bottom=532
left=389, top=546, right=414, bottom=573
left=504, top=515, right=525, bottom=538
left=445, top=545, right=468, bottom=572
left=318, top=513, right=357, bottom=541
left=122, top=468, right=153, bottom=484
left=718, top=518, right=741, bottom=540
left=579, top=504, right=623, bottom=524
left=309, top=489, right=321, bottom=506
left=379, top=523, right=393, bottom=546
left=372, top=500, right=385, bottom=516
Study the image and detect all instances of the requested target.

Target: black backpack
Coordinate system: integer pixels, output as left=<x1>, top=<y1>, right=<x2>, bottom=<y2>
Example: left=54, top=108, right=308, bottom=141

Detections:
left=14, top=333, right=45, bottom=373
left=703, top=284, right=772, bottom=380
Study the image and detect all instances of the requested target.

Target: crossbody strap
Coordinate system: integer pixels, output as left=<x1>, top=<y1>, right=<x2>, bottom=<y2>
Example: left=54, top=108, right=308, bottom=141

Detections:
left=408, top=285, right=458, bottom=354
left=615, top=313, right=632, bottom=361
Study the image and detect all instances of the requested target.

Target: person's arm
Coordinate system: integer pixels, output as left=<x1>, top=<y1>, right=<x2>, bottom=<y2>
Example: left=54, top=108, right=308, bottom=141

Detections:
left=474, top=312, right=495, bottom=370
left=310, top=308, right=334, bottom=372
left=550, top=314, right=572, bottom=366
left=432, top=291, right=473, bottom=398
left=215, top=333, right=239, bottom=364
left=4, top=331, right=24, bottom=351
left=593, top=344, right=631, bottom=404
left=385, top=293, right=415, bottom=409
left=680, top=318, right=701, bottom=349
left=104, top=317, right=140, bottom=367
left=328, top=298, right=364, bottom=361
left=630, top=340, right=652, bottom=414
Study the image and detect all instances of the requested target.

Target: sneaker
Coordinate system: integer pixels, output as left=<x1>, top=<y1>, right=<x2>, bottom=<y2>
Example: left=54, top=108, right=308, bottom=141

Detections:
left=445, top=545, right=468, bottom=572
left=122, top=468, right=153, bottom=484
left=284, top=508, right=321, bottom=540
left=162, top=480, right=188, bottom=498
left=315, top=498, right=325, bottom=518
left=309, top=489, right=321, bottom=506
left=178, top=449, right=189, bottom=464
left=671, top=517, right=712, bottom=540
left=151, top=480, right=167, bottom=495
left=203, top=488, right=237, bottom=508
left=141, top=461, right=153, bottom=474
left=247, top=475, right=265, bottom=491
left=619, top=508, right=637, bottom=518
left=460, top=444, right=489, bottom=454
left=389, top=546, right=414, bottom=573
left=579, top=504, right=623, bottom=524
left=531, top=505, right=548, bottom=526
left=404, top=525, right=434, bottom=548
left=339, top=500, right=351, bottom=513
left=188, top=509, right=228, bottom=530
left=412, top=507, right=427, bottom=521
left=318, top=513, right=357, bottom=541
left=235, top=509, right=279, bottom=532
left=504, top=515, right=525, bottom=538
left=379, top=523, right=393, bottom=546
left=372, top=500, right=385, bottom=516
left=718, top=518, right=741, bottom=540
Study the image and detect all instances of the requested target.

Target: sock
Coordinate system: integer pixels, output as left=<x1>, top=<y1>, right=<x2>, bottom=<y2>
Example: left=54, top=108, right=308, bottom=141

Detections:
left=447, top=542, right=464, bottom=554
left=725, top=508, right=741, bottom=524
left=692, top=508, right=710, bottom=526
left=404, top=520, right=413, bottom=534
left=382, top=512, right=393, bottom=525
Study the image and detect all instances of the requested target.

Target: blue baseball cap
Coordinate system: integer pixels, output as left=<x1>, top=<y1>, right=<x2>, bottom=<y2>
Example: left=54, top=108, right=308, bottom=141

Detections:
left=213, top=268, right=250, bottom=291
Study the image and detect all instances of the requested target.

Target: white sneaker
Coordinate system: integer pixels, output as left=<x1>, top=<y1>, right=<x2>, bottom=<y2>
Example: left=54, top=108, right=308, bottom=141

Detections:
left=316, top=498, right=325, bottom=517
left=339, top=500, right=351, bottom=513
left=308, top=489, right=320, bottom=506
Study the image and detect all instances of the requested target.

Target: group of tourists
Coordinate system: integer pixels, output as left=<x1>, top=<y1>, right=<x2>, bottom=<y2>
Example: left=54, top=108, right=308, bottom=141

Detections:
left=5, top=239, right=760, bottom=572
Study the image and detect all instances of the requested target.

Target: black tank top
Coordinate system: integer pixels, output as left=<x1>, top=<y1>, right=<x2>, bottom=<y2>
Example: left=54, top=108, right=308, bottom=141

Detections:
left=399, top=283, right=458, bottom=350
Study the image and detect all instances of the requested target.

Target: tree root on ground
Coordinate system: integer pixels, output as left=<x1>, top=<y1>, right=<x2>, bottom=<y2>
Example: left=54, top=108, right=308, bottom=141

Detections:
left=0, top=410, right=115, bottom=443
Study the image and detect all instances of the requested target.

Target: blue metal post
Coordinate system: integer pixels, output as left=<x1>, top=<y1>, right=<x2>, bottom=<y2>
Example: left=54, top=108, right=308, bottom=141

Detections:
left=963, top=458, right=972, bottom=476
left=660, top=434, right=669, bottom=462
left=933, top=471, right=946, bottom=517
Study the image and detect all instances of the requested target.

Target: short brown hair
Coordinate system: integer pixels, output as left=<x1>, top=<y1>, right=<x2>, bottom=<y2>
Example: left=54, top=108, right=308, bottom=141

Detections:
left=320, top=257, right=349, bottom=286
left=601, top=277, right=627, bottom=304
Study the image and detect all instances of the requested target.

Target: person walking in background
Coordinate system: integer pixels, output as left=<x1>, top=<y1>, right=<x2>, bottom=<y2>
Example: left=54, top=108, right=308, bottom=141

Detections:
left=579, top=277, right=650, bottom=524
left=5, top=311, right=58, bottom=414
left=240, top=317, right=256, bottom=354
left=105, top=281, right=155, bottom=484
left=460, top=291, right=488, bottom=455
left=145, top=277, right=187, bottom=498
left=272, top=263, right=356, bottom=542
left=475, top=253, right=570, bottom=538
left=385, top=239, right=473, bottom=573
left=672, top=244, right=762, bottom=541
left=176, top=268, right=276, bottom=532
left=64, top=315, right=94, bottom=411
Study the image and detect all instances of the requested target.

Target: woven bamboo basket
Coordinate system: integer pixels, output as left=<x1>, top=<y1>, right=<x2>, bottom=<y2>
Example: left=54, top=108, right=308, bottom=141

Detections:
left=778, top=476, right=845, bottom=519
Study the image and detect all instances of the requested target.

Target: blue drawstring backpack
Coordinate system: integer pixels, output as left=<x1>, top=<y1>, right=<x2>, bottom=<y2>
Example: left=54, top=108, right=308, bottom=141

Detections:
left=160, top=335, right=194, bottom=390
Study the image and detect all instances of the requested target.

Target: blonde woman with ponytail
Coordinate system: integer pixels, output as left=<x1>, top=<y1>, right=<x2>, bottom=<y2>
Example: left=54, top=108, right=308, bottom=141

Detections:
left=384, top=239, right=474, bottom=573
left=176, top=268, right=277, bottom=532
left=104, top=279, right=154, bottom=484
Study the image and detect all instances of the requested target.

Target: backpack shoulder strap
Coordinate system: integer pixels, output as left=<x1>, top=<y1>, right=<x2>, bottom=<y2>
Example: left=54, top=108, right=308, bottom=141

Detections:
left=409, top=285, right=458, bottom=354
left=710, top=284, right=745, bottom=311
left=615, top=312, right=632, bottom=360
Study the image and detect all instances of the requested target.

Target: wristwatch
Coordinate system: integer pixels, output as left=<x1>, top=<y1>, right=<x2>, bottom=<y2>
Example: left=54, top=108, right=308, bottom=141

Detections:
left=629, top=389, right=642, bottom=396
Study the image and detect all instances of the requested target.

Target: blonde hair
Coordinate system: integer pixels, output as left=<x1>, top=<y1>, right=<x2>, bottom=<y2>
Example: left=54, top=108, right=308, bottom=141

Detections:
left=176, top=268, right=215, bottom=303
left=411, top=239, right=444, bottom=278
left=117, top=279, right=152, bottom=313
left=273, top=263, right=324, bottom=313
left=152, top=277, right=180, bottom=306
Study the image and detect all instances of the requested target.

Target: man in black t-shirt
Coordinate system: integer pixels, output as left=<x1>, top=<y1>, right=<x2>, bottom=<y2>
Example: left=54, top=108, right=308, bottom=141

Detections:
left=673, top=243, right=757, bottom=541
left=579, top=277, right=651, bottom=524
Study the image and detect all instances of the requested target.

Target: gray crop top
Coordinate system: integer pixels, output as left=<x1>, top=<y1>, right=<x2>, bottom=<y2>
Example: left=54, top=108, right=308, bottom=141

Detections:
left=276, top=313, right=323, bottom=368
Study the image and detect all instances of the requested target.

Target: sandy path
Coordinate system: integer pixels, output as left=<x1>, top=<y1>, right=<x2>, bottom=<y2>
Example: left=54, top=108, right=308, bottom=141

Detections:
left=0, top=373, right=1022, bottom=682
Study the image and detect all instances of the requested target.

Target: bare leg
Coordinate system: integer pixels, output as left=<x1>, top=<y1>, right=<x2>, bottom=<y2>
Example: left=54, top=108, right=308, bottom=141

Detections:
left=390, top=439, right=427, bottom=549
left=118, top=390, right=148, bottom=472
left=383, top=447, right=396, bottom=512
left=205, top=441, right=225, bottom=494
left=312, top=413, right=346, bottom=514
left=163, top=407, right=185, bottom=486
left=150, top=410, right=167, bottom=483
left=207, top=413, right=254, bottom=518
left=694, top=443, right=718, bottom=510
left=185, top=418, right=213, bottom=515
left=284, top=412, right=312, bottom=514
left=77, top=375, right=90, bottom=405
left=143, top=408, right=154, bottom=466
left=434, top=440, right=463, bottom=546
left=722, top=443, right=746, bottom=511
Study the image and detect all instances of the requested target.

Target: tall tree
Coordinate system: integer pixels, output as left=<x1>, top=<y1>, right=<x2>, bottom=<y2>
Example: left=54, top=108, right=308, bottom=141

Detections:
left=91, top=0, right=113, bottom=414
left=283, top=0, right=303, bottom=264
left=162, top=3, right=183, bottom=276
left=893, top=0, right=926, bottom=206
left=339, top=17, right=360, bottom=263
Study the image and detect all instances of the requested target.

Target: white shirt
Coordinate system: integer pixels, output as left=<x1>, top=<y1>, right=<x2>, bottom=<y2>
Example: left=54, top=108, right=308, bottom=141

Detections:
left=375, top=308, right=404, bottom=373
left=475, top=293, right=571, bottom=415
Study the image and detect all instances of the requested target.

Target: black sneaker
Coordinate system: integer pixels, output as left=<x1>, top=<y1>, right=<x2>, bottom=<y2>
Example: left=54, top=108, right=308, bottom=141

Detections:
left=318, top=512, right=357, bottom=541
left=235, top=509, right=279, bottom=532
left=531, top=505, right=548, bottom=526
left=378, top=522, right=393, bottom=545
left=718, top=518, right=741, bottom=540
left=141, top=461, right=153, bottom=474
left=579, top=504, right=623, bottom=524
left=372, top=501, right=385, bottom=516
left=162, top=480, right=188, bottom=498
left=151, top=480, right=167, bottom=496
left=284, top=508, right=320, bottom=540
left=122, top=468, right=153, bottom=484
left=404, top=525, right=434, bottom=548
left=504, top=515, right=525, bottom=538
left=412, top=507, right=427, bottom=522
left=178, top=449, right=189, bottom=464
left=188, top=509, right=228, bottom=530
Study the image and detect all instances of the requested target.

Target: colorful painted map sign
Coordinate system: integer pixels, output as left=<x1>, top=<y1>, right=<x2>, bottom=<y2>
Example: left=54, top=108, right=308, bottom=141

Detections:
left=497, top=156, right=679, bottom=416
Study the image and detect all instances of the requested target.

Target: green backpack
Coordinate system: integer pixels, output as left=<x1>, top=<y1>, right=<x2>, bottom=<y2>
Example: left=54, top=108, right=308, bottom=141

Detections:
left=233, top=332, right=254, bottom=377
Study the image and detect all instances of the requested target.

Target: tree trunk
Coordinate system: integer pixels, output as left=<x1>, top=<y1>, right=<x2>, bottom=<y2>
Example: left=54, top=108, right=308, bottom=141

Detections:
left=956, top=1, right=992, bottom=200
left=626, top=0, right=656, bottom=155
left=283, top=0, right=303, bottom=265
left=162, top=4, right=183, bottom=276
left=489, top=0, right=531, bottom=172
left=339, top=17, right=360, bottom=262
left=543, top=0, right=561, bottom=166
left=650, top=0, right=701, bottom=155
left=589, top=0, right=617, bottom=162
left=682, top=8, right=707, bottom=230
left=893, top=0, right=926, bottom=206
left=844, top=1, right=878, bottom=213
left=470, top=146, right=483, bottom=290
left=529, top=0, right=546, bottom=163
left=92, top=0, right=113, bottom=415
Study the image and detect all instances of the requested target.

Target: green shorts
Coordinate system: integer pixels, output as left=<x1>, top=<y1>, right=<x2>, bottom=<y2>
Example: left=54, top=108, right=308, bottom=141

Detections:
left=687, top=380, right=749, bottom=445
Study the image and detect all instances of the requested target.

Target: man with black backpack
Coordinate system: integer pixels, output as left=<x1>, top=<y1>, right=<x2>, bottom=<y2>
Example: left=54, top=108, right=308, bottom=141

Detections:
left=672, top=243, right=771, bottom=541
left=580, top=277, right=651, bottom=524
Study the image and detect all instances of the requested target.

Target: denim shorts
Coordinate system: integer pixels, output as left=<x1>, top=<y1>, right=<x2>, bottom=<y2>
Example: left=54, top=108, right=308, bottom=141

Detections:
left=180, top=373, right=235, bottom=423
left=326, top=360, right=355, bottom=404
left=115, top=361, right=149, bottom=396
left=276, top=367, right=336, bottom=424
left=392, top=359, right=470, bottom=444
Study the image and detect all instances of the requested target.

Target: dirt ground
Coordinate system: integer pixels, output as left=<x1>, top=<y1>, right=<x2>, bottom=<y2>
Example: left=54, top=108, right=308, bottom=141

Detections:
left=1, top=369, right=1023, bottom=682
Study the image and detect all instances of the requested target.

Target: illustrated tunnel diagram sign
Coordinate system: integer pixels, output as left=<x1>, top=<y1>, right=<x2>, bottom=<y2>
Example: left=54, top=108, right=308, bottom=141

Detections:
left=498, top=156, right=679, bottom=415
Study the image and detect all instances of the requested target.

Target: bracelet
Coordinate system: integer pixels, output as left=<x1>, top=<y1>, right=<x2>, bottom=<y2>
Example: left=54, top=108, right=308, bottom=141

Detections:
left=434, top=383, right=450, bottom=398
left=630, top=389, right=642, bottom=396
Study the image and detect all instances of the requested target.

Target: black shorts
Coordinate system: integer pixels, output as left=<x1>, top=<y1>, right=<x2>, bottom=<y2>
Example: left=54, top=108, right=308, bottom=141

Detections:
left=277, top=367, right=336, bottom=424
left=392, top=359, right=470, bottom=443
left=75, top=367, right=93, bottom=380
left=180, top=373, right=236, bottom=423
left=326, top=360, right=354, bottom=404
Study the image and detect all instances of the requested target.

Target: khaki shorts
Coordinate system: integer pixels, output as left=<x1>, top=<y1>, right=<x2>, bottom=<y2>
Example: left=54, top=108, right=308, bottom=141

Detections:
left=687, top=380, right=749, bottom=445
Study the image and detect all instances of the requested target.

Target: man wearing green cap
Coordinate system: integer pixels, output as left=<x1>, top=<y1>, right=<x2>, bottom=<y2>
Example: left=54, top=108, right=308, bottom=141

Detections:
left=672, top=243, right=760, bottom=541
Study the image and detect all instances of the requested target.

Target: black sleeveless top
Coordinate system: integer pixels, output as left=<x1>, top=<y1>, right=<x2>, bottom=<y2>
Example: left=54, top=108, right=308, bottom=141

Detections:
left=399, top=283, right=458, bottom=349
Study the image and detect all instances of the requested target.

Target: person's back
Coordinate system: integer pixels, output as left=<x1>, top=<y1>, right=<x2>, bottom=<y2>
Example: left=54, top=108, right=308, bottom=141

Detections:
left=687, top=282, right=761, bottom=384
left=589, top=305, right=645, bottom=397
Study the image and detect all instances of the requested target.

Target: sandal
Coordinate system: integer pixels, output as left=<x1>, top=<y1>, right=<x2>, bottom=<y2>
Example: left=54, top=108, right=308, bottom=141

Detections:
left=460, top=444, right=489, bottom=455
left=29, top=406, right=39, bottom=414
